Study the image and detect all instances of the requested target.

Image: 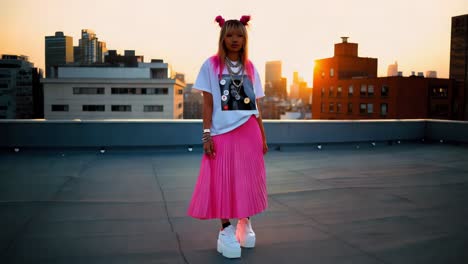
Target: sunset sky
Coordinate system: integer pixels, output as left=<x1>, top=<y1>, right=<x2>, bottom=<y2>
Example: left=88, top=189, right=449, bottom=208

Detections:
left=1, top=0, right=467, bottom=87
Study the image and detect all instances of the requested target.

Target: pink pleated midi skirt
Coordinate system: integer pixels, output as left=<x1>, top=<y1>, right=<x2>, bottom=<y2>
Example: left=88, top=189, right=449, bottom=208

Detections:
left=187, top=115, right=268, bottom=219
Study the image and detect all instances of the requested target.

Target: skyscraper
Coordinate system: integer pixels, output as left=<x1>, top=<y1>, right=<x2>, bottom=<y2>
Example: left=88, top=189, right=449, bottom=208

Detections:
left=265, top=61, right=287, bottom=99
left=76, top=29, right=106, bottom=64
left=387, top=61, right=398, bottom=77
left=265, top=61, right=282, bottom=84
left=45, top=32, right=74, bottom=77
left=449, top=14, right=468, bottom=120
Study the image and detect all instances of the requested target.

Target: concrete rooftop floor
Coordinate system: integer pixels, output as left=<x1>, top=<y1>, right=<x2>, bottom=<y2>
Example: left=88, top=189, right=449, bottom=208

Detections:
left=1, top=143, right=468, bottom=264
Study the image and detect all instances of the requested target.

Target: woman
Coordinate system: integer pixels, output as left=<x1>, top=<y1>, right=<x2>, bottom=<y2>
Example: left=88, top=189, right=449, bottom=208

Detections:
left=187, top=15, right=268, bottom=259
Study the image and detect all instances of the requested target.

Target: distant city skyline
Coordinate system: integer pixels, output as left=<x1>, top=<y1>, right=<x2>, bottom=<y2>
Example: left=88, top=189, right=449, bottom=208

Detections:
left=1, top=0, right=467, bottom=87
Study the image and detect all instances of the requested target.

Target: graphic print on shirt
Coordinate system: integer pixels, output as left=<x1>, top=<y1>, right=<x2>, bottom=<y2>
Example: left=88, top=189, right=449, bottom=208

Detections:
left=219, top=74, right=257, bottom=111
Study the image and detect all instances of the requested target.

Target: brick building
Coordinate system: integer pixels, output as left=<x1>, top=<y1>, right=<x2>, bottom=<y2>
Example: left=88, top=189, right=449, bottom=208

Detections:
left=312, top=37, right=464, bottom=120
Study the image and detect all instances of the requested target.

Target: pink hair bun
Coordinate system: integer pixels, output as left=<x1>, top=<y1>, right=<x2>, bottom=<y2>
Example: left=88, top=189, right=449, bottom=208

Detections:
left=215, top=15, right=225, bottom=27
left=240, top=15, right=251, bottom=25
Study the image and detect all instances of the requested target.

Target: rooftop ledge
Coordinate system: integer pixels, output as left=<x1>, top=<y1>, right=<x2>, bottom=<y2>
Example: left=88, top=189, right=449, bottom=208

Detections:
left=1, top=119, right=467, bottom=148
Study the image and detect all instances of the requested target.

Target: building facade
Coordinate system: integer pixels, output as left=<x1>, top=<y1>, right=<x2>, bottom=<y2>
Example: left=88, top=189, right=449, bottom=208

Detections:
left=313, top=38, right=464, bottom=120
left=450, top=14, right=468, bottom=120
left=290, top=71, right=312, bottom=105
left=42, top=62, right=184, bottom=120
left=387, top=61, right=398, bottom=77
left=183, top=83, right=203, bottom=119
left=75, top=29, right=107, bottom=65
left=0, top=55, right=43, bottom=119
left=265, top=61, right=287, bottom=99
left=105, top=50, right=144, bottom=67
left=45, top=32, right=74, bottom=78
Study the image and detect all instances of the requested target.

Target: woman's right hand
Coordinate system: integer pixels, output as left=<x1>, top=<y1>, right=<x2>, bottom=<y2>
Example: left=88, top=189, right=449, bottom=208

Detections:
left=203, top=140, right=216, bottom=158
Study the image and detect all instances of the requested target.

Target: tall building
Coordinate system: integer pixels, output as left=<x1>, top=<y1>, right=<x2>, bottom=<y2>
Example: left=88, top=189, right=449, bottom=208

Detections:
left=42, top=60, right=184, bottom=120
left=76, top=29, right=107, bottom=64
left=45, top=31, right=74, bottom=77
left=73, top=46, right=81, bottom=64
left=0, top=55, right=43, bottom=119
left=387, top=61, right=398, bottom=77
left=312, top=38, right=464, bottom=120
left=183, top=83, right=203, bottom=119
left=290, top=71, right=300, bottom=99
left=265, top=61, right=287, bottom=99
left=450, top=14, right=468, bottom=120
left=289, top=71, right=312, bottom=105
left=265, top=61, right=282, bottom=83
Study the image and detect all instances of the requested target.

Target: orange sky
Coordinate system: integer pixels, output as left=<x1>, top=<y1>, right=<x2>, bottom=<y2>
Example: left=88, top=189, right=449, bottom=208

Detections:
left=1, top=0, right=467, bottom=87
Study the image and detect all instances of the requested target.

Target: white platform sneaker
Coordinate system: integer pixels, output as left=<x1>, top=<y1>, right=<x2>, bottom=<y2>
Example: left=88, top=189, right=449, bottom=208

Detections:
left=236, top=218, right=256, bottom=248
left=217, top=225, right=241, bottom=258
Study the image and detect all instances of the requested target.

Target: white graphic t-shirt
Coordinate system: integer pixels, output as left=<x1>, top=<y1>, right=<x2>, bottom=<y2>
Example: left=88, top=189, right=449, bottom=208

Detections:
left=193, top=57, right=265, bottom=136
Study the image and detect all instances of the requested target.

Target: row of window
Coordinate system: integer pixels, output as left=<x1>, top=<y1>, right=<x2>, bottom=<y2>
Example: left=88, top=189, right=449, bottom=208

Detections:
left=321, top=85, right=389, bottom=97
left=320, top=68, right=369, bottom=79
left=321, top=102, right=388, bottom=115
left=51, top=104, right=165, bottom=112
left=431, top=87, right=448, bottom=98
left=72, top=87, right=182, bottom=95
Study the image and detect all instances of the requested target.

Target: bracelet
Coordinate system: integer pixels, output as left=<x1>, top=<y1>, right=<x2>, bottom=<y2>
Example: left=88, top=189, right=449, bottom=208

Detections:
left=203, top=128, right=210, bottom=133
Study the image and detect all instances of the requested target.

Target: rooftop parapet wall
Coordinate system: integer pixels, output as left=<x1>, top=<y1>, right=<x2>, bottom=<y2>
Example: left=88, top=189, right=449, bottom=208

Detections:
left=0, top=119, right=467, bottom=148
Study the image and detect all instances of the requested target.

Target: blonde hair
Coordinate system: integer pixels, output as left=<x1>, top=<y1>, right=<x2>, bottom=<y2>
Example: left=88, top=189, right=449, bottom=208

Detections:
left=218, top=20, right=249, bottom=65
left=211, top=19, right=254, bottom=81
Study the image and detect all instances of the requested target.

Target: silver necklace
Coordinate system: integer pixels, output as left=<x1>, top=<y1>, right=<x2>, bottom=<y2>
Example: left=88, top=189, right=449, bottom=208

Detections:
left=227, top=65, right=244, bottom=88
left=225, top=58, right=243, bottom=75
left=225, top=57, right=241, bottom=67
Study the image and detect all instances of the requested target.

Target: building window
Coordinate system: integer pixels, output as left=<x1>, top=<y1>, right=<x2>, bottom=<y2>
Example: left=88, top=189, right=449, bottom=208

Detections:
left=329, top=86, right=334, bottom=97
left=177, top=89, right=183, bottom=95
left=178, top=102, right=183, bottom=109
left=148, top=88, right=168, bottom=95
left=360, top=84, right=366, bottom=96
left=337, top=103, right=342, bottom=113
left=431, top=87, right=448, bottom=98
left=83, top=105, right=105, bottom=112
left=381, top=85, right=389, bottom=97
left=360, top=103, right=367, bottom=114
left=367, top=103, right=374, bottom=113
left=381, top=103, right=388, bottom=116
left=111, top=88, right=168, bottom=95
left=430, top=104, right=449, bottom=116
left=111, top=105, right=131, bottom=112
left=73, top=87, right=105, bottom=94
left=348, top=85, right=354, bottom=97
left=321, top=103, right=325, bottom=113
left=51, top=105, right=69, bottom=112
left=368, top=85, right=374, bottom=96
left=144, top=105, right=164, bottom=112
left=337, top=86, right=342, bottom=97
left=321, top=87, right=325, bottom=97
left=330, top=68, right=334, bottom=77
left=329, top=103, right=334, bottom=112
left=347, top=103, right=353, bottom=113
